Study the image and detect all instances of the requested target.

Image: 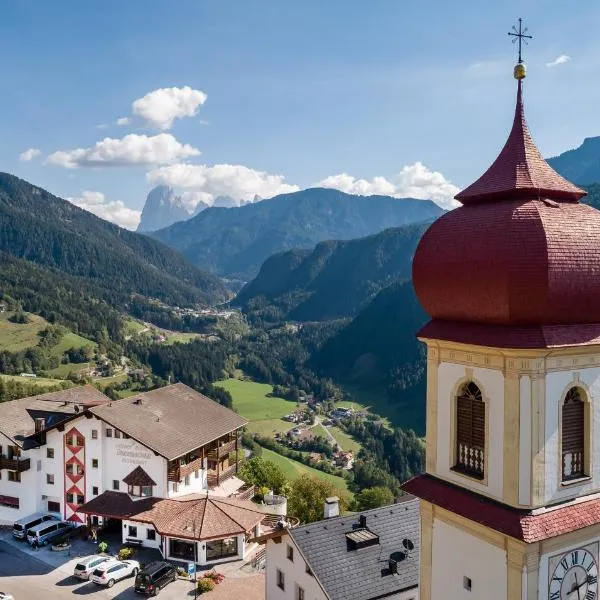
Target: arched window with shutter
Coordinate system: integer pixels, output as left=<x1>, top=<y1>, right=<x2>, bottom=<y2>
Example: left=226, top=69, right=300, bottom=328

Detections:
left=454, top=382, right=485, bottom=479
left=562, top=387, right=587, bottom=482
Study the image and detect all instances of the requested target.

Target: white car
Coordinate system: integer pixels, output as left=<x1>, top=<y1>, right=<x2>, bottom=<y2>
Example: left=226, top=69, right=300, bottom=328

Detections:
left=0, top=593, right=15, bottom=600
left=90, top=559, right=140, bottom=587
left=73, top=554, right=111, bottom=580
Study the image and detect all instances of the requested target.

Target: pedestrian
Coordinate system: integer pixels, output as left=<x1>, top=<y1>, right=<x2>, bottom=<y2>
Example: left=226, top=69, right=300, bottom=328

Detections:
left=31, top=537, right=39, bottom=551
left=91, top=526, right=98, bottom=544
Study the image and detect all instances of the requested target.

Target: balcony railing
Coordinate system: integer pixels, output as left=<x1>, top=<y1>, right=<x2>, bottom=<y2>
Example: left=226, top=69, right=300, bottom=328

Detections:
left=207, top=463, right=238, bottom=488
left=0, top=457, right=31, bottom=472
left=207, top=439, right=237, bottom=460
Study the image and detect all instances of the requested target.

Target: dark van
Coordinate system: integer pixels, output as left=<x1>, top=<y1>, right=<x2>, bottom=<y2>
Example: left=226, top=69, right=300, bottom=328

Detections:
left=134, top=561, right=177, bottom=595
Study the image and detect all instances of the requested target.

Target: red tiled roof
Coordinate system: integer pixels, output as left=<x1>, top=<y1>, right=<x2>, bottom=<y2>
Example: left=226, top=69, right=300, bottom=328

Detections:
left=403, top=474, right=600, bottom=543
left=412, top=199, right=600, bottom=329
left=122, top=466, right=157, bottom=487
left=417, top=320, right=600, bottom=349
left=456, top=80, right=586, bottom=204
left=131, top=495, right=265, bottom=541
left=79, top=491, right=158, bottom=519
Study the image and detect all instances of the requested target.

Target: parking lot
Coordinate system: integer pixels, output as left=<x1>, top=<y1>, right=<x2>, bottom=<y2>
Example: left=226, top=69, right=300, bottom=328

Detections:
left=0, top=539, right=196, bottom=599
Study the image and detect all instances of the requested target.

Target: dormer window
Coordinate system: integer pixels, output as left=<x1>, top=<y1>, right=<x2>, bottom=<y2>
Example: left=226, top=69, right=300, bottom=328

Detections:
left=123, top=466, right=157, bottom=497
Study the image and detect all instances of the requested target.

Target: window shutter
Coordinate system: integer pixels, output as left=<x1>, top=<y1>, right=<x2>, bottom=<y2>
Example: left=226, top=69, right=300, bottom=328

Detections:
left=562, top=388, right=585, bottom=480
left=455, top=382, right=485, bottom=479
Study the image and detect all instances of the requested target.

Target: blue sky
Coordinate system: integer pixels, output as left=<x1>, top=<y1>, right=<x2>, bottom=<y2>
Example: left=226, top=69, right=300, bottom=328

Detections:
left=1, top=0, right=598, bottom=227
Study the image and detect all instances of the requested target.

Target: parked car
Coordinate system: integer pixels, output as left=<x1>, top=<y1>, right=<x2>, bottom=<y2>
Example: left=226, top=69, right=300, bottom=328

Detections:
left=73, top=555, right=111, bottom=580
left=0, top=593, right=15, bottom=600
left=26, top=520, right=74, bottom=546
left=134, top=561, right=177, bottom=595
left=91, top=559, right=140, bottom=588
left=12, top=513, right=59, bottom=540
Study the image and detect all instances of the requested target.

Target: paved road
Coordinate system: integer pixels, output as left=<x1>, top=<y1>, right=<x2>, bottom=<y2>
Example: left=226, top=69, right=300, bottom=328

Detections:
left=0, top=541, right=192, bottom=599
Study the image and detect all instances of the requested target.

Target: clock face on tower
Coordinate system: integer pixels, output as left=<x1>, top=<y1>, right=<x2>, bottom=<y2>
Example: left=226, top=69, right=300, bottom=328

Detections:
left=549, top=547, right=598, bottom=600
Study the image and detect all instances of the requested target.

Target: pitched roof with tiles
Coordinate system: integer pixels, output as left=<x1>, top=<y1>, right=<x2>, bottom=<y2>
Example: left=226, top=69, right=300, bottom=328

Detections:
left=0, top=385, right=109, bottom=448
left=456, top=80, right=585, bottom=204
left=89, top=383, right=247, bottom=460
left=122, top=466, right=157, bottom=487
left=289, top=496, right=420, bottom=600
left=403, top=474, right=600, bottom=543
left=412, top=78, right=600, bottom=340
left=79, top=491, right=158, bottom=519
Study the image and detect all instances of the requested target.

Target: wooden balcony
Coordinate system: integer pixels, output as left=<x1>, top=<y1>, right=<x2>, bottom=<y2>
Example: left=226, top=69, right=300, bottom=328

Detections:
left=0, top=457, right=31, bottom=472
left=207, top=462, right=238, bottom=487
left=207, top=439, right=237, bottom=460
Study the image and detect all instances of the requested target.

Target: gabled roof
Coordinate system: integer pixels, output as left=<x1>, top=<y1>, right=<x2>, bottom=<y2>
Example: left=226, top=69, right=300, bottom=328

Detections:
left=0, top=385, right=109, bottom=448
left=289, top=497, right=420, bottom=600
left=79, top=491, right=158, bottom=520
left=123, top=466, right=157, bottom=487
left=456, top=80, right=586, bottom=204
left=403, top=473, right=600, bottom=543
left=89, top=383, right=247, bottom=460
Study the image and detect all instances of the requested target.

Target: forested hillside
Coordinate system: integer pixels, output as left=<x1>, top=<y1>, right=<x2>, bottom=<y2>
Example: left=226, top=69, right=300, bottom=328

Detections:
left=0, top=173, right=227, bottom=307
left=236, top=223, right=429, bottom=322
left=151, top=188, right=444, bottom=280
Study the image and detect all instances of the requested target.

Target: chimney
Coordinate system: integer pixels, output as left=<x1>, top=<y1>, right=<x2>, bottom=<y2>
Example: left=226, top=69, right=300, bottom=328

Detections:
left=359, top=514, right=367, bottom=528
left=324, top=496, right=340, bottom=519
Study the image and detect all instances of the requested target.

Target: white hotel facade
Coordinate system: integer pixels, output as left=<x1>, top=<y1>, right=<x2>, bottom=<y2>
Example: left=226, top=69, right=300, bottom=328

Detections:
left=0, top=383, right=266, bottom=565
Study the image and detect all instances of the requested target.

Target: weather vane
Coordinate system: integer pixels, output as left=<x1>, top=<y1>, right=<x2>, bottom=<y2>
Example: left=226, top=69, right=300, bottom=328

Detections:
left=508, top=18, right=532, bottom=64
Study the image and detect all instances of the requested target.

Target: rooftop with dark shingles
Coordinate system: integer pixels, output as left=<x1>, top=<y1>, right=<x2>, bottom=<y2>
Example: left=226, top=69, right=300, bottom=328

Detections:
left=290, top=496, right=420, bottom=600
left=89, top=383, right=247, bottom=460
left=0, top=385, right=109, bottom=447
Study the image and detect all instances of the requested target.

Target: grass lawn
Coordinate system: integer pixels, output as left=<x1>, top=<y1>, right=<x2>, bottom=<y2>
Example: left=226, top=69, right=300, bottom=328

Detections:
left=0, top=374, right=71, bottom=388
left=260, top=448, right=349, bottom=497
left=215, top=378, right=298, bottom=436
left=93, top=372, right=129, bottom=389
left=0, top=312, right=49, bottom=352
left=329, top=426, right=361, bottom=453
left=47, top=361, right=92, bottom=378
left=123, top=318, right=147, bottom=337
left=164, top=332, right=200, bottom=345
left=311, top=423, right=329, bottom=439
left=48, top=332, right=96, bottom=357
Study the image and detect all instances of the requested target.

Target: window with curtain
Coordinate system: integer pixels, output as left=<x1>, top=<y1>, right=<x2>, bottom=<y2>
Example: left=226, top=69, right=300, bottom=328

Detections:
left=562, top=387, right=586, bottom=481
left=455, top=382, right=485, bottom=479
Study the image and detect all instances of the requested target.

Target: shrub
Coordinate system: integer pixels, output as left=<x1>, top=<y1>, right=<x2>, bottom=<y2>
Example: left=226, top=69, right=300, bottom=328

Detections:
left=98, top=541, right=108, bottom=553
left=197, top=578, right=216, bottom=594
left=118, top=547, right=136, bottom=560
left=203, top=570, right=225, bottom=584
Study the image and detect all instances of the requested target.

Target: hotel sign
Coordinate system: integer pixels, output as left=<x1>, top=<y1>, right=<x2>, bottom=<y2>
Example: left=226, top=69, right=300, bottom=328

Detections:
left=115, top=443, right=153, bottom=465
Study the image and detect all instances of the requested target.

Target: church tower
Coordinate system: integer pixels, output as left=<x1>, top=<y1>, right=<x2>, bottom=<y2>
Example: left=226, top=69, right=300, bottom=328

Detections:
left=403, top=22, right=600, bottom=600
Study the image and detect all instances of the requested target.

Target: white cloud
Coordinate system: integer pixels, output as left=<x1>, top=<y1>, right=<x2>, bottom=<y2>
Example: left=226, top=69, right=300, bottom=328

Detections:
left=116, top=117, right=132, bottom=126
left=546, top=55, right=571, bottom=68
left=317, top=162, right=460, bottom=210
left=96, top=123, right=109, bottom=130
left=147, top=163, right=299, bottom=205
left=67, top=191, right=141, bottom=230
left=19, top=148, right=41, bottom=162
left=129, top=86, right=208, bottom=130
left=46, top=133, right=200, bottom=168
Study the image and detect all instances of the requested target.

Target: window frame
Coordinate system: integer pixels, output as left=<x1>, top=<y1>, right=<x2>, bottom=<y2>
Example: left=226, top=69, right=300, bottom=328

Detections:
left=276, top=568, right=285, bottom=591
left=46, top=473, right=54, bottom=485
left=560, top=386, right=591, bottom=485
left=46, top=448, right=54, bottom=459
left=451, top=380, right=488, bottom=484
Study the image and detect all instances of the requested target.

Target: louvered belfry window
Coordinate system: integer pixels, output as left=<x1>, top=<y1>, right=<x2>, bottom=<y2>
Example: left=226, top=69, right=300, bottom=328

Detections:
left=562, top=387, right=585, bottom=481
left=455, top=382, right=485, bottom=479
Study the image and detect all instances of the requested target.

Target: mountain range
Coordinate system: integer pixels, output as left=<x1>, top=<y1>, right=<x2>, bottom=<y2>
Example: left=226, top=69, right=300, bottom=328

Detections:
left=150, top=188, right=444, bottom=281
left=548, top=136, right=600, bottom=185
left=0, top=173, right=228, bottom=308
left=235, top=223, right=429, bottom=322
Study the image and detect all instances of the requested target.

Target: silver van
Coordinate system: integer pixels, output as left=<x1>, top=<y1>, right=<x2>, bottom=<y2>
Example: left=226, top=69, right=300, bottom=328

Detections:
left=26, top=520, right=73, bottom=546
left=12, top=512, right=59, bottom=540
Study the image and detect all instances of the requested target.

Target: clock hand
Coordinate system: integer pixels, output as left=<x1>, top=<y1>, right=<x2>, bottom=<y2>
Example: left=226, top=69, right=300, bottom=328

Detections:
left=575, top=572, right=581, bottom=600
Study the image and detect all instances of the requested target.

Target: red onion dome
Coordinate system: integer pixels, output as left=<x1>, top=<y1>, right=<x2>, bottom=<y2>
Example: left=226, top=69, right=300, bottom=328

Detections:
left=412, top=79, right=599, bottom=327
